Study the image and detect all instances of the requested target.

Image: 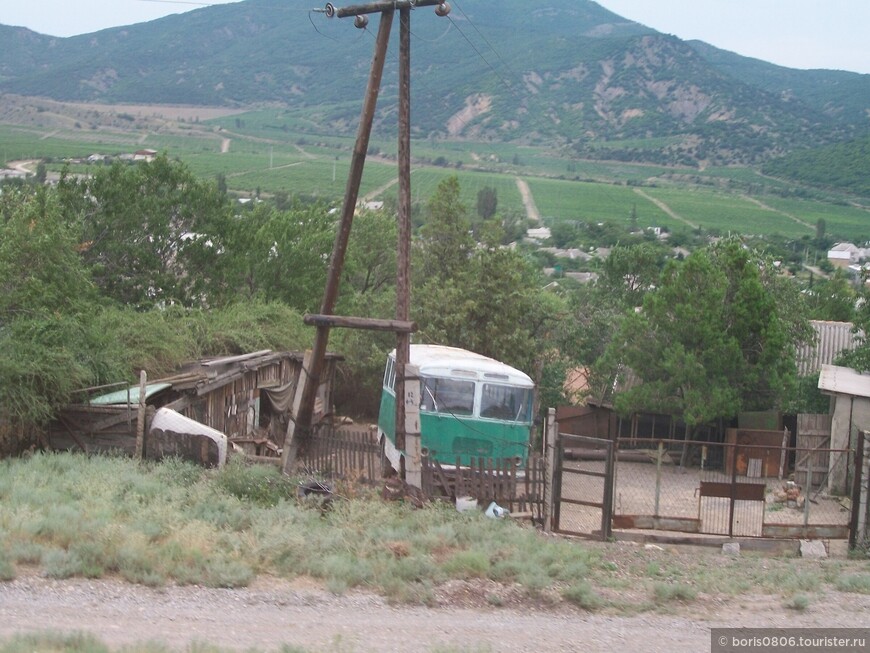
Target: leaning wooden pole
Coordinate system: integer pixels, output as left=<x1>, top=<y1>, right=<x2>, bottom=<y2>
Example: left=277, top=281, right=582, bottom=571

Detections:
left=281, top=11, right=394, bottom=474
left=395, top=6, right=412, bottom=455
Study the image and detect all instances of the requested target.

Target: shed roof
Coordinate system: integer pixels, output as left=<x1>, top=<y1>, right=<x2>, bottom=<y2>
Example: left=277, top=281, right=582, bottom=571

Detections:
left=797, top=320, right=861, bottom=376
left=818, top=364, right=870, bottom=399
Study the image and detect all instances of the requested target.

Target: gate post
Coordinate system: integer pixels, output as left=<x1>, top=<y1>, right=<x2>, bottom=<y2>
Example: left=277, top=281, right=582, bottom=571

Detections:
left=601, top=438, right=615, bottom=540
left=544, top=407, right=557, bottom=533
left=850, top=430, right=868, bottom=550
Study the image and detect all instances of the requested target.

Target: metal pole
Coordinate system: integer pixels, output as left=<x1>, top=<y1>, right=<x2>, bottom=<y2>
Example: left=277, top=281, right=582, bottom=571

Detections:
left=395, top=6, right=411, bottom=457
left=654, top=439, right=663, bottom=518
left=283, top=11, right=394, bottom=472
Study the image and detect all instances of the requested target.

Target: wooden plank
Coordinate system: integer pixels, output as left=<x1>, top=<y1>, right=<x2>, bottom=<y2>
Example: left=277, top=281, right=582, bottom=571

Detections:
left=303, top=314, right=417, bottom=333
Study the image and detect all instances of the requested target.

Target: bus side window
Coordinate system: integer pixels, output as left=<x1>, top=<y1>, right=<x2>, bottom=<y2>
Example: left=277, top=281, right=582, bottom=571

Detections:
left=384, top=358, right=396, bottom=391
left=421, top=378, right=437, bottom=412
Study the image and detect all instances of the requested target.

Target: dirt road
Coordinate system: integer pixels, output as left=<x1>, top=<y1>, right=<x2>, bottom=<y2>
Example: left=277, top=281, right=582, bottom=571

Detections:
left=515, top=177, right=541, bottom=222
left=2, top=570, right=868, bottom=652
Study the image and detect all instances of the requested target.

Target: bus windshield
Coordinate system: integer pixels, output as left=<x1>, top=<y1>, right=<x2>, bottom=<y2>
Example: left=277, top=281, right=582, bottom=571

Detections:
left=480, top=383, right=532, bottom=422
left=420, top=377, right=474, bottom=416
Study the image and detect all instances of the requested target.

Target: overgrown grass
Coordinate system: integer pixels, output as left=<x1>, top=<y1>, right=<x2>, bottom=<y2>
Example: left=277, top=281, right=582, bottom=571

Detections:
left=0, top=453, right=602, bottom=600
left=0, top=631, right=495, bottom=653
left=0, top=452, right=868, bottom=612
left=0, top=631, right=316, bottom=653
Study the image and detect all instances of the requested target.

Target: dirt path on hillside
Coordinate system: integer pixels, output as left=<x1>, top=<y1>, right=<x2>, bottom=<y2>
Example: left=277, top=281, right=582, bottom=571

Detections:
left=740, top=194, right=815, bottom=231
left=516, top=177, right=541, bottom=222
left=2, top=569, right=869, bottom=653
left=633, top=187, right=698, bottom=229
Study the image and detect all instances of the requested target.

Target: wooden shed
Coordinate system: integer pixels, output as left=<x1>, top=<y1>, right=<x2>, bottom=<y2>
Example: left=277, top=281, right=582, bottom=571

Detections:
left=45, top=350, right=343, bottom=464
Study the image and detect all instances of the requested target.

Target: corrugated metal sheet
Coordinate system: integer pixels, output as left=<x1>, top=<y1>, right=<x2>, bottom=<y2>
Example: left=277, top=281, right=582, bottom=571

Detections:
left=818, top=364, right=870, bottom=398
left=88, top=383, right=172, bottom=406
left=797, top=320, right=861, bottom=376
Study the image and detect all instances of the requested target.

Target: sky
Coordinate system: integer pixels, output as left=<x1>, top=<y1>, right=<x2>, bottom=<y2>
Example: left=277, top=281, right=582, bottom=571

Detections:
left=0, top=0, right=868, bottom=74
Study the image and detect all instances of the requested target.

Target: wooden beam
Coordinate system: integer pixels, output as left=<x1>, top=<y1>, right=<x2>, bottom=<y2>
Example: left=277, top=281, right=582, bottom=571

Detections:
left=303, top=314, right=417, bottom=333
left=135, top=370, right=147, bottom=461
left=331, top=0, right=441, bottom=19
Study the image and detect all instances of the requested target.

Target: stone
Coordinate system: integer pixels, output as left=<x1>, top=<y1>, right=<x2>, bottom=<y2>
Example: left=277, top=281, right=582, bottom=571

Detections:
left=722, top=542, right=741, bottom=556
left=800, top=539, right=828, bottom=559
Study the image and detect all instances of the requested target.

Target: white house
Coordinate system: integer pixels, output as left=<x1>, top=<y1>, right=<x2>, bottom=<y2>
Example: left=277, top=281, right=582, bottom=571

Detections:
left=827, top=242, right=860, bottom=269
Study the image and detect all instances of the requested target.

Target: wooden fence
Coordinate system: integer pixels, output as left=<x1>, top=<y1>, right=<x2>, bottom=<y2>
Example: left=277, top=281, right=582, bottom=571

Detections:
left=421, top=454, right=546, bottom=524
left=295, top=428, right=548, bottom=524
left=296, top=427, right=381, bottom=482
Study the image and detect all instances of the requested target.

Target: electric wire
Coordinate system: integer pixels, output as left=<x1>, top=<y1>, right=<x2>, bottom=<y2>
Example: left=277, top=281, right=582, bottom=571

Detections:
left=450, top=0, right=516, bottom=79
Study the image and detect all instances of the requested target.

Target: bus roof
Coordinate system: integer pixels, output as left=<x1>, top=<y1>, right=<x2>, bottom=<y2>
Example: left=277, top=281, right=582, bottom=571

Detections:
left=389, top=344, right=534, bottom=387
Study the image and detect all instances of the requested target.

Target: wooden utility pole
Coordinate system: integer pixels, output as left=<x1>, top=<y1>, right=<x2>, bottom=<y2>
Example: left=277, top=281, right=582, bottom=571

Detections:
left=282, top=0, right=449, bottom=479
left=281, top=10, right=394, bottom=474
left=395, top=6, right=412, bottom=455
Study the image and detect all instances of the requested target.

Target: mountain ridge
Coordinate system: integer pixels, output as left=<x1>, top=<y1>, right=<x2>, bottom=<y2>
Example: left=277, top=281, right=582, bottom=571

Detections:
left=1, top=0, right=868, bottom=166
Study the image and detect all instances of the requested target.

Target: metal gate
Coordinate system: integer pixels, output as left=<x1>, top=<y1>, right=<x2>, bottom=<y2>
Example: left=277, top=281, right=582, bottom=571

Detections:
left=553, top=433, right=615, bottom=539
left=697, top=442, right=767, bottom=536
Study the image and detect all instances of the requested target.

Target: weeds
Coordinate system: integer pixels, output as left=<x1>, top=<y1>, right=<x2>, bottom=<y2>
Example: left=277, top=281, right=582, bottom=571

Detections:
left=784, top=594, right=811, bottom=611
left=1, top=452, right=868, bottom=610
left=834, top=573, right=870, bottom=594
left=561, top=580, right=603, bottom=610
left=652, top=582, right=697, bottom=603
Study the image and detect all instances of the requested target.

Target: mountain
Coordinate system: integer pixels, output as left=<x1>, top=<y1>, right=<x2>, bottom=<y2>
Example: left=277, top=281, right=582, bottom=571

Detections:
left=1, top=0, right=868, bottom=167
left=687, top=40, right=870, bottom=126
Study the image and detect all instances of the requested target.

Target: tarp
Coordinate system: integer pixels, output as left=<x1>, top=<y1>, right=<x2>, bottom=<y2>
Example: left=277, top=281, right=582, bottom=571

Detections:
left=261, top=382, right=295, bottom=414
left=149, top=407, right=227, bottom=467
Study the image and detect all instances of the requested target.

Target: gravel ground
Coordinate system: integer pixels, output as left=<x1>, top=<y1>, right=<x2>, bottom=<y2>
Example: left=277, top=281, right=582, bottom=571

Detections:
left=2, top=565, right=869, bottom=653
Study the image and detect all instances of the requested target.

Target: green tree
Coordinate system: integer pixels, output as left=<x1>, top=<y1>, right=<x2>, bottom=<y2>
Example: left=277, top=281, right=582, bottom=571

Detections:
left=216, top=172, right=228, bottom=197
left=341, top=207, right=397, bottom=300
left=600, top=240, right=807, bottom=453
left=804, top=270, right=856, bottom=322
left=0, top=188, right=119, bottom=438
left=221, top=201, right=335, bottom=312
left=417, top=176, right=473, bottom=282
left=57, top=155, right=231, bottom=308
left=476, top=186, right=498, bottom=220
left=34, top=161, right=47, bottom=184
left=598, top=242, right=667, bottom=309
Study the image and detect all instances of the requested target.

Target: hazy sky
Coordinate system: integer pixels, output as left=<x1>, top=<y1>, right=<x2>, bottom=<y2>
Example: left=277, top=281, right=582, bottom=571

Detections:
left=1, top=0, right=868, bottom=74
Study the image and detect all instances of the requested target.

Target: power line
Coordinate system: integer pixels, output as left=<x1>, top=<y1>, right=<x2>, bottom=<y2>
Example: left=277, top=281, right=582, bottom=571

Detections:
left=451, top=0, right=519, bottom=86
left=134, top=0, right=216, bottom=6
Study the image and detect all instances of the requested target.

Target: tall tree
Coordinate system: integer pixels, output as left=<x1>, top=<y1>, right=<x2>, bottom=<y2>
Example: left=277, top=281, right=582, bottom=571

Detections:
left=598, top=242, right=667, bottom=309
left=417, top=176, right=473, bottom=282
left=600, top=239, right=807, bottom=447
left=0, top=187, right=119, bottom=435
left=57, top=155, right=231, bottom=308
left=476, top=186, right=498, bottom=221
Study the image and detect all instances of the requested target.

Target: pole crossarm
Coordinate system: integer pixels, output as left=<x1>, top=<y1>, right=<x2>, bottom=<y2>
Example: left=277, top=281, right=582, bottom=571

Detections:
left=325, top=0, right=443, bottom=19
left=303, top=314, right=418, bottom=333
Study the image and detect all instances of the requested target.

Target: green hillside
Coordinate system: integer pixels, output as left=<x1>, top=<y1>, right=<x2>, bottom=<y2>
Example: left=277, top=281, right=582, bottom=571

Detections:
left=1, top=0, right=868, bottom=168
left=762, top=136, right=870, bottom=197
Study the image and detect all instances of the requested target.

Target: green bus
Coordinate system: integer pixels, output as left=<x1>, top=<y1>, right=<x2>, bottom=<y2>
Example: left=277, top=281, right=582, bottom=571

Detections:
left=378, top=344, right=535, bottom=471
